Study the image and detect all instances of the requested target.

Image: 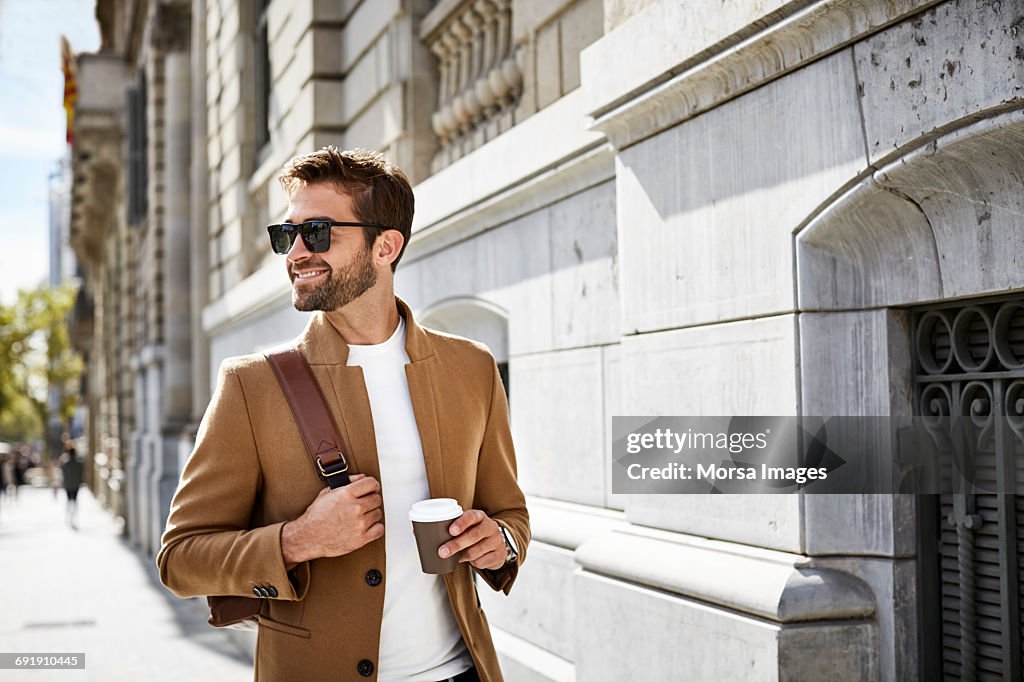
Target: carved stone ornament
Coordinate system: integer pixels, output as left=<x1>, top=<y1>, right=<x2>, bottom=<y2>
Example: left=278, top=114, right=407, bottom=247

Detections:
left=150, top=1, right=191, bottom=53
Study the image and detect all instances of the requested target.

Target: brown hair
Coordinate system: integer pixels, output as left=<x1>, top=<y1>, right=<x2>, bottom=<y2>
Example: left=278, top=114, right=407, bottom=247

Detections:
left=278, top=146, right=414, bottom=272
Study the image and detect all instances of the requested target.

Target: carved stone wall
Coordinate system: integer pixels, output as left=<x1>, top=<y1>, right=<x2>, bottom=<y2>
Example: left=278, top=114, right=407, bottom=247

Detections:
left=422, top=0, right=522, bottom=172
left=420, top=0, right=603, bottom=173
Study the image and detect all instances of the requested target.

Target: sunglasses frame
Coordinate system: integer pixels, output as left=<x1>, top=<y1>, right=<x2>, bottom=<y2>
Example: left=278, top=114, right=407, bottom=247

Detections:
left=266, top=220, right=397, bottom=255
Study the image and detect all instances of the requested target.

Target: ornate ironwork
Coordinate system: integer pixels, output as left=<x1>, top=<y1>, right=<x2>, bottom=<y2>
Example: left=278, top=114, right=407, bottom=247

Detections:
left=914, top=294, right=1024, bottom=681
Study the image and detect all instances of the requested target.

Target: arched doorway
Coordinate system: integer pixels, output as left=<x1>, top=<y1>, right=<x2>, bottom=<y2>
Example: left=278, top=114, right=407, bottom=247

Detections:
left=796, top=108, right=1024, bottom=680
left=418, top=296, right=511, bottom=395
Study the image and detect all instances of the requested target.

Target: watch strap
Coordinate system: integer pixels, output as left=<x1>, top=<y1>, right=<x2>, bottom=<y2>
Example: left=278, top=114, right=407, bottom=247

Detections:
left=498, top=524, right=518, bottom=564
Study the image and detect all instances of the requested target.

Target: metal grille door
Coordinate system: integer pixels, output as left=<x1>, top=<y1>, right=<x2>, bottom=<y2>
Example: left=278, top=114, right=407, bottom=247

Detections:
left=914, top=295, right=1024, bottom=681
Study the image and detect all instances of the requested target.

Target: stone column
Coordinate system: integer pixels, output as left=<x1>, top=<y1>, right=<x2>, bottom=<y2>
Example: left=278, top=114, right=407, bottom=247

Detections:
left=185, top=0, right=209, bottom=469
left=128, top=354, right=146, bottom=546
left=150, top=3, right=193, bottom=555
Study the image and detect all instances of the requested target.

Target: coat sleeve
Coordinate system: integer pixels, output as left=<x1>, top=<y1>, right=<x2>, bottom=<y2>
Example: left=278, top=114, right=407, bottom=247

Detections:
left=155, top=361, right=311, bottom=602
left=472, top=355, right=530, bottom=594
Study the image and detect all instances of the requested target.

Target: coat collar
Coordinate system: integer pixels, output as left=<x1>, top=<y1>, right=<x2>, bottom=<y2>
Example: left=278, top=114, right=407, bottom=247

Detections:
left=295, top=295, right=434, bottom=366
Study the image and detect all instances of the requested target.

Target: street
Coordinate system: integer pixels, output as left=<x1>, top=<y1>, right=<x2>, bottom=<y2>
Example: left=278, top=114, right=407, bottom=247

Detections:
left=0, top=486, right=254, bottom=681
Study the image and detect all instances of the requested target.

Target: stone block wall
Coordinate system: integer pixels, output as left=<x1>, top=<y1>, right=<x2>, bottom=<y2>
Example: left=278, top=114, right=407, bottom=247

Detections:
left=184, top=0, right=1024, bottom=680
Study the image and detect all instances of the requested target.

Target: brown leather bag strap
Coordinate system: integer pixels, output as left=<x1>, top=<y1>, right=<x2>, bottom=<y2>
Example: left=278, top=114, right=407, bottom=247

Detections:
left=265, top=349, right=352, bottom=488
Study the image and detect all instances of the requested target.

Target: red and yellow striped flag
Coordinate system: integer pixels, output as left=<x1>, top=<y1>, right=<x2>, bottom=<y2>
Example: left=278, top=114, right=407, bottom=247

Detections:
left=61, top=35, right=76, bottom=145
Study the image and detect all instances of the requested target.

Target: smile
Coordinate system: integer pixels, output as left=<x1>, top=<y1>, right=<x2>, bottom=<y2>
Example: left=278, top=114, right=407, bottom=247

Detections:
left=293, top=269, right=328, bottom=281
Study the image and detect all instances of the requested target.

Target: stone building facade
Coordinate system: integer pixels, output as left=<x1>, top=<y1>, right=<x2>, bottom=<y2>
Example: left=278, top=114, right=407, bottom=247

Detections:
left=69, top=0, right=195, bottom=554
left=70, top=0, right=1023, bottom=679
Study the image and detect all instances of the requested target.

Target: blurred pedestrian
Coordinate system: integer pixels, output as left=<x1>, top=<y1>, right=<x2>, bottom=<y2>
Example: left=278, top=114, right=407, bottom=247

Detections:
left=0, top=452, right=7, bottom=519
left=60, top=446, right=84, bottom=529
left=11, top=448, right=28, bottom=500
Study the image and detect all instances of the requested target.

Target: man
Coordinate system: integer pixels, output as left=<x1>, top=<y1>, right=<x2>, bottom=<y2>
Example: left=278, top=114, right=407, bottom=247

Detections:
left=157, top=147, right=529, bottom=682
left=60, top=445, right=84, bottom=529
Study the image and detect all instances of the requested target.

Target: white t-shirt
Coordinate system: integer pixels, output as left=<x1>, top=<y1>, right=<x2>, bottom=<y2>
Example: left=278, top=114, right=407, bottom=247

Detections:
left=346, top=315, right=473, bottom=681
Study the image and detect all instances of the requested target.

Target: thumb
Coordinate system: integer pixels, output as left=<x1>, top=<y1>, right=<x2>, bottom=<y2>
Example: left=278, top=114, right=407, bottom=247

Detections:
left=348, top=473, right=366, bottom=482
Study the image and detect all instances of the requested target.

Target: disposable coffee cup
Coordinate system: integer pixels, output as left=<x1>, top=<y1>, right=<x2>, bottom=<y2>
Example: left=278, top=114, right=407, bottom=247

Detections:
left=409, top=498, right=464, bottom=575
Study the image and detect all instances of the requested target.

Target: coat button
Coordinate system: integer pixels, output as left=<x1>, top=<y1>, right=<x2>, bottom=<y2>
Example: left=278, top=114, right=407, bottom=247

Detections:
left=267, top=586, right=278, bottom=598
left=365, top=569, right=382, bottom=586
left=252, top=586, right=262, bottom=597
left=357, top=659, right=374, bottom=676
left=258, top=586, right=270, bottom=598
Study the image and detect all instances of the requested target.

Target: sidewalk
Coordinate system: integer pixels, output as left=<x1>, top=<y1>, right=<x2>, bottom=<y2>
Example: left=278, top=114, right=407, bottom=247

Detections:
left=0, top=485, right=254, bottom=681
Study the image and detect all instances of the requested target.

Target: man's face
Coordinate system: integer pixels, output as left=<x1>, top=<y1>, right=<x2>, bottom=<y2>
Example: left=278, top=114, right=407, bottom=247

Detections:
left=284, top=183, right=378, bottom=312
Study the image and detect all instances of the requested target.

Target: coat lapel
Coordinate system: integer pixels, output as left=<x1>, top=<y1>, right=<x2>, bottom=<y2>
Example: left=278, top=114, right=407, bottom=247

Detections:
left=294, top=311, right=377, bottom=479
left=324, top=365, right=378, bottom=480
left=293, top=297, right=441, bottom=495
left=396, top=297, right=445, bottom=498
left=405, top=359, right=445, bottom=498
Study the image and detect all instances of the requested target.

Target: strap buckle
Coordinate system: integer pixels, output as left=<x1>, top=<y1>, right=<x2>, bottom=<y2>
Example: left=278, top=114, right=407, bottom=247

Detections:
left=316, top=451, right=349, bottom=478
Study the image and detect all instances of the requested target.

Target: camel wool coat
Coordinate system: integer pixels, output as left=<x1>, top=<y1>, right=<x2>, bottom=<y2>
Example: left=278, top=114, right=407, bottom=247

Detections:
left=157, top=297, right=529, bottom=682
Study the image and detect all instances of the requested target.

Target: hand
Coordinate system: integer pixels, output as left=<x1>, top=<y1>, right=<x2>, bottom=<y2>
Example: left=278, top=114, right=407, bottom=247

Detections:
left=282, top=474, right=384, bottom=566
left=438, top=510, right=508, bottom=571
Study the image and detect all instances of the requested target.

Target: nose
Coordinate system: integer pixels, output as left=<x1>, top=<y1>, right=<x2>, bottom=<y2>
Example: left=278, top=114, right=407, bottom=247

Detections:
left=286, top=231, right=311, bottom=263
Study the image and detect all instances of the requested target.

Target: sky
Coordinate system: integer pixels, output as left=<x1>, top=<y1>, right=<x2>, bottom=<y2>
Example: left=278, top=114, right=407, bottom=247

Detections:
left=0, top=0, right=99, bottom=304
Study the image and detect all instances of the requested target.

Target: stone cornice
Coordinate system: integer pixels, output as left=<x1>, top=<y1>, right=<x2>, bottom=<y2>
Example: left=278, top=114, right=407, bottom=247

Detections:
left=405, top=142, right=614, bottom=263
left=585, top=0, right=944, bottom=150
left=419, top=0, right=474, bottom=41
left=408, top=87, right=607, bottom=256
left=525, top=495, right=629, bottom=551
left=576, top=528, right=876, bottom=623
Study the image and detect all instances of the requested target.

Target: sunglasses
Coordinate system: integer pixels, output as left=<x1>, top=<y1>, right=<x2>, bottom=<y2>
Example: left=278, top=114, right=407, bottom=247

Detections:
left=266, top=220, right=397, bottom=255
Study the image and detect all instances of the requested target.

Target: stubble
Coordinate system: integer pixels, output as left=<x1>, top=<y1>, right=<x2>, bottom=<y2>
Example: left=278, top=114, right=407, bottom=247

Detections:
left=291, top=243, right=377, bottom=312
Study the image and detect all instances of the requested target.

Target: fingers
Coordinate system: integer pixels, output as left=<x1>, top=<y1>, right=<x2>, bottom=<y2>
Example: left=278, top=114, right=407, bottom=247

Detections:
left=320, top=475, right=379, bottom=501
left=440, top=511, right=498, bottom=559
left=358, top=493, right=383, bottom=515
left=467, top=547, right=506, bottom=570
left=301, top=474, right=388, bottom=559
left=458, top=532, right=498, bottom=562
left=346, top=475, right=381, bottom=497
left=314, top=478, right=381, bottom=521
left=451, top=522, right=489, bottom=551
left=349, top=516, right=385, bottom=553
left=448, top=509, right=485, bottom=536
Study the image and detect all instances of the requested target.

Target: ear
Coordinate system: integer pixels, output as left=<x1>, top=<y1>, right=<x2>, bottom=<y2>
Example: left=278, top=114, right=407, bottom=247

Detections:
left=376, top=230, right=405, bottom=267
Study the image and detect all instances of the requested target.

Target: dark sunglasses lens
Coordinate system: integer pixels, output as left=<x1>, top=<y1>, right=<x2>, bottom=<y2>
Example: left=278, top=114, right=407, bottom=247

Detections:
left=268, top=226, right=294, bottom=254
left=302, top=221, right=331, bottom=253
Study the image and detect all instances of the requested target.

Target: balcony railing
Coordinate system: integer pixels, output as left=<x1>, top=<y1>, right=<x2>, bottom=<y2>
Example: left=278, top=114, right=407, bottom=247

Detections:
left=422, top=0, right=522, bottom=172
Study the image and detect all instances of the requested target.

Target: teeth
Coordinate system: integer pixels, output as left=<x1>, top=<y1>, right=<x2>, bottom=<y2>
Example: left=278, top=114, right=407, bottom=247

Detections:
left=295, top=270, right=326, bottom=280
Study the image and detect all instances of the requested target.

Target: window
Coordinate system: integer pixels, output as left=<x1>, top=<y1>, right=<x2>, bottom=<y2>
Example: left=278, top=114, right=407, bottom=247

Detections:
left=914, top=293, right=1024, bottom=680
left=253, top=0, right=271, bottom=152
left=497, top=361, right=509, bottom=399
left=126, top=70, right=147, bottom=225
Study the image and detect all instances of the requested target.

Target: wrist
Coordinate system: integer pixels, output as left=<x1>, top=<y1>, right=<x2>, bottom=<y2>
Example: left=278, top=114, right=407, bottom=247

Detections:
left=281, top=518, right=310, bottom=567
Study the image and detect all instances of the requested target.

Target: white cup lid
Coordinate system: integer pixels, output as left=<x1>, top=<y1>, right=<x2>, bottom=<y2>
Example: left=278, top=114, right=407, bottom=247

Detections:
left=409, top=498, right=463, bottom=522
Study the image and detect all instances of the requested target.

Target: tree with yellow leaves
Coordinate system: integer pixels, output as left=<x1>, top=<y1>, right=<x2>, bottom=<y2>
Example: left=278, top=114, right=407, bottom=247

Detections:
left=0, top=282, right=83, bottom=450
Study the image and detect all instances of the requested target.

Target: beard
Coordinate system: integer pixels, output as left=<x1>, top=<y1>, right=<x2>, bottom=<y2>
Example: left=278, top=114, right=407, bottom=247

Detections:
left=290, top=243, right=377, bottom=312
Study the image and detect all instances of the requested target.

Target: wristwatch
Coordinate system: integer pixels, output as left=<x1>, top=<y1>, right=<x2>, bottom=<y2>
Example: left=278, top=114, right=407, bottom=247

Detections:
left=498, top=523, right=519, bottom=566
